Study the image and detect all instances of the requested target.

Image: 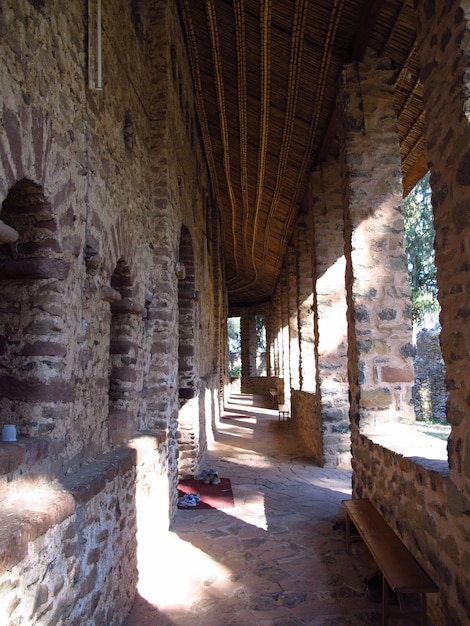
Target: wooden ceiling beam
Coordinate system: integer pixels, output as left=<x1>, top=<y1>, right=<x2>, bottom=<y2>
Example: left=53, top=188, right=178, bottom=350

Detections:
left=349, top=0, right=387, bottom=61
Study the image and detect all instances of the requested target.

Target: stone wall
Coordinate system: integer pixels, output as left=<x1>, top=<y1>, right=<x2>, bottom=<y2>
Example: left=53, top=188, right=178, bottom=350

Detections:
left=414, top=328, right=448, bottom=423
left=352, top=437, right=467, bottom=625
left=291, top=389, right=323, bottom=465
left=266, top=5, right=470, bottom=620
left=0, top=433, right=170, bottom=625
left=347, top=2, right=470, bottom=623
left=0, top=0, right=224, bottom=623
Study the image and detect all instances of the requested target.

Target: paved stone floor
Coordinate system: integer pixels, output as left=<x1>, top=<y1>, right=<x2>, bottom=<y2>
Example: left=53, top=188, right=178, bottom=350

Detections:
left=123, top=394, right=422, bottom=626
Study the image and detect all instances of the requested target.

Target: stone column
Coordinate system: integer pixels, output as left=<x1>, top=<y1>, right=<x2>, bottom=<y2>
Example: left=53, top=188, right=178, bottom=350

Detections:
left=287, top=246, right=301, bottom=391
left=311, top=156, right=351, bottom=466
left=295, top=212, right=316, bottom=392
left=270, top=288, right=282, bottom=378
left=339, top=52, right=415, bottom=434
left=280, top=269, right=291, bottom=404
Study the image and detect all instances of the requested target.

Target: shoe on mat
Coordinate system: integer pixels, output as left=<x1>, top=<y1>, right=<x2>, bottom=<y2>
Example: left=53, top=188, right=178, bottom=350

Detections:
left=195, top=470, right=209, bottom=481
left=202, top=469, right=221, bottom=485
left=178, top=493, right=200, bottom=507
left=203, top=470, right=214, bottom=484
left=210, top=470, right=221, bottom=485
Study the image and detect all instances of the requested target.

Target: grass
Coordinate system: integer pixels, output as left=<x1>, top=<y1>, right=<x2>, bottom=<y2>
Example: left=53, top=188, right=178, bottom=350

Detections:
left=415, top=421, right=451, bottom=441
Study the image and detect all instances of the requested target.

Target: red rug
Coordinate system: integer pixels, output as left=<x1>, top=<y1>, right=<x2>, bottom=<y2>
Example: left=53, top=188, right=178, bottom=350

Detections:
left=177, top=477, right=234, bottom=509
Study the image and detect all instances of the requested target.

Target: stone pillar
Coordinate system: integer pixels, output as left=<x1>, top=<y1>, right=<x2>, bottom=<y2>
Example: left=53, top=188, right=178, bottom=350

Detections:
left=271, top=288, right=282, bottom=378
left=295, top=212, right=316, bottom=392
left=280, top=269, right=291, bottom=404
left=339, top=53, right=415, bottom=434
left=414, top=0, right=470, bottom=487
left=311, top=156, right=351, bottom=466
left=287, top=246, right=301, bottom=391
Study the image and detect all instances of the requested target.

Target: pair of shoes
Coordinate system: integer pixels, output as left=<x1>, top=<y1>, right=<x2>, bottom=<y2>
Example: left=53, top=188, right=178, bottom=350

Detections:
left=195, top=469, right=209, bottom=481
left=203, top=469, right=221, bottom=485
left=178, top=493, right=200, bottom=508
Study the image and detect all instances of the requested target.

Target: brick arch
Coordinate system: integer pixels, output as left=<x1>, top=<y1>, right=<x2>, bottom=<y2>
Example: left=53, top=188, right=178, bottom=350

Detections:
left=108, top=257, right=144, bottom=447
left=178, top=226, right=196, bottom=402
left=0, top=108, right=53, bottom=200
left=0, top=179, right=72, bottom=438
left=177, top=225, right=199, bottom=476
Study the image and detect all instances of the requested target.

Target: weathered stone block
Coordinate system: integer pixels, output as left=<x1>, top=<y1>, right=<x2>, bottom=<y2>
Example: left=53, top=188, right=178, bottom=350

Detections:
left=0, top=258, right=70, bottom=280
left=381, top=366, right=414, bottom=383
left=360, top=388, right=392, bottom=409
left=21, top=341, right=67, bottom=357
left=0, top=376, right=75, bottom=402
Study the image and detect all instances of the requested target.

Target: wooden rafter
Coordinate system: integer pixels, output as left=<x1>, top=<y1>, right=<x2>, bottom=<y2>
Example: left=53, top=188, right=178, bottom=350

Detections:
left=176, top=0, right=426, bottom=307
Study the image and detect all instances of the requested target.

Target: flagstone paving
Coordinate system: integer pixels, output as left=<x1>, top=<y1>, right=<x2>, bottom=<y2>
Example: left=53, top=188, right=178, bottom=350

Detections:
left=123, top=394, right=424, bottom=625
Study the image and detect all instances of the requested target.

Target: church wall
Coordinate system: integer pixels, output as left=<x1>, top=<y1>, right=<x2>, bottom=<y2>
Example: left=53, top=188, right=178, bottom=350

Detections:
left=0, top=0, right=224, bottom=623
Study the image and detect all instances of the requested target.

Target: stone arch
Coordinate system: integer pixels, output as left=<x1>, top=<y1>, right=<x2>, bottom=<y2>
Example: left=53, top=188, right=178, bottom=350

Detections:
left=178, top=226, right=196, bottom=402
left=177, top=225, right=199, bottom=476
left=0, top=179, right=72, bottom=438
left=108, top=257, right=144, bottom=446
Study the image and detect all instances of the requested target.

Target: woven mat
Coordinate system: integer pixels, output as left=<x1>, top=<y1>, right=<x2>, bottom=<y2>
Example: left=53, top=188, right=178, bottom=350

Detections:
left=177, top=477, right=234, bottom=509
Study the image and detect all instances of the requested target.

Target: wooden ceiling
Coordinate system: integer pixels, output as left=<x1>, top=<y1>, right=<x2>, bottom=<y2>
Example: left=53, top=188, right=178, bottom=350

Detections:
left=176, top=0, right=426, bottom=308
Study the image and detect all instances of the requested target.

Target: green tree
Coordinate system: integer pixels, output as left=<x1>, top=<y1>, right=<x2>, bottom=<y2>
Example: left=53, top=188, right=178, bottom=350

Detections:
left=255, top=314, right=267, bottom=376
left=227, top=317, right=241, bottom=377
left=404, top=172, right=439, bottom=329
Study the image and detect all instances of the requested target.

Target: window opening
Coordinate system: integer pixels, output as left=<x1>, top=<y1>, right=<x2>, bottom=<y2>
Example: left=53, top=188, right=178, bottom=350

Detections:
left=404, top=173, right=449, bottom=438
left=254, top=314, right=266, bottom=377
left=227, top=316, right=241, bottom=380
left=404, top=172, right=439, bottom=331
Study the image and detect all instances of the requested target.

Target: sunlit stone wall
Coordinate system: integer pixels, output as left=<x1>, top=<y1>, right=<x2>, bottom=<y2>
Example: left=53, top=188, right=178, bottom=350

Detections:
left=311, top=156, right=351, bottom=468
left=339, top=52, right=415, bottom=435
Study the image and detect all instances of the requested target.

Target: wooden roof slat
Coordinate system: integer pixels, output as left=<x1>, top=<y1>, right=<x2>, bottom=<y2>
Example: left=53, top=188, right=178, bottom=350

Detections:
left=176, top=0, right=426, bottom=307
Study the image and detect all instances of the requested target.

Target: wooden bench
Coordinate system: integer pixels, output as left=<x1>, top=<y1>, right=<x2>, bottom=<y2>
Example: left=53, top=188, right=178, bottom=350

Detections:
left=278, top=404, right=291, bottom=426
left=343, top=499, right=438, bottom=626
left=269, top=388, right=279, bottom=408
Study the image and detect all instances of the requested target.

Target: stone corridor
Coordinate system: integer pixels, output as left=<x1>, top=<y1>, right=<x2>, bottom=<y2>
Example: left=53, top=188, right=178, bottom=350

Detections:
left=123, top=394, right=422, bottom=626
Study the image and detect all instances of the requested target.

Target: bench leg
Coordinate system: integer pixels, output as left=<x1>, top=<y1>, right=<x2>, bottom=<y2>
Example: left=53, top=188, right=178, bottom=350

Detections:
left=345, top=512, right=351, bottom=554
left=420, top=593, right=427, bottom=626
left=382, top=575, right=389, bottom=626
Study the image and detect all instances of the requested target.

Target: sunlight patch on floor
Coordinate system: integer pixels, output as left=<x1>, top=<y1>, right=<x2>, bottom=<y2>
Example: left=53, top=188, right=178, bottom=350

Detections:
left=222, top=490, right=268, bottom=530
left=136, top=531, right=232, bottom=609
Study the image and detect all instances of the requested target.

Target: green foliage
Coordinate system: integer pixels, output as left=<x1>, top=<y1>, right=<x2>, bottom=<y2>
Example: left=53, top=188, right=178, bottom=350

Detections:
left=255, top=314, right=267, bottom=376
left=227, top=316, right=241, bottom=352
left=255, top=314, right=266, bottom=352
left=229, top=364, right=241, bottom=379
left=404, top=172, right=439, bottom=329
left=227, top=317, right=241, bottom=377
